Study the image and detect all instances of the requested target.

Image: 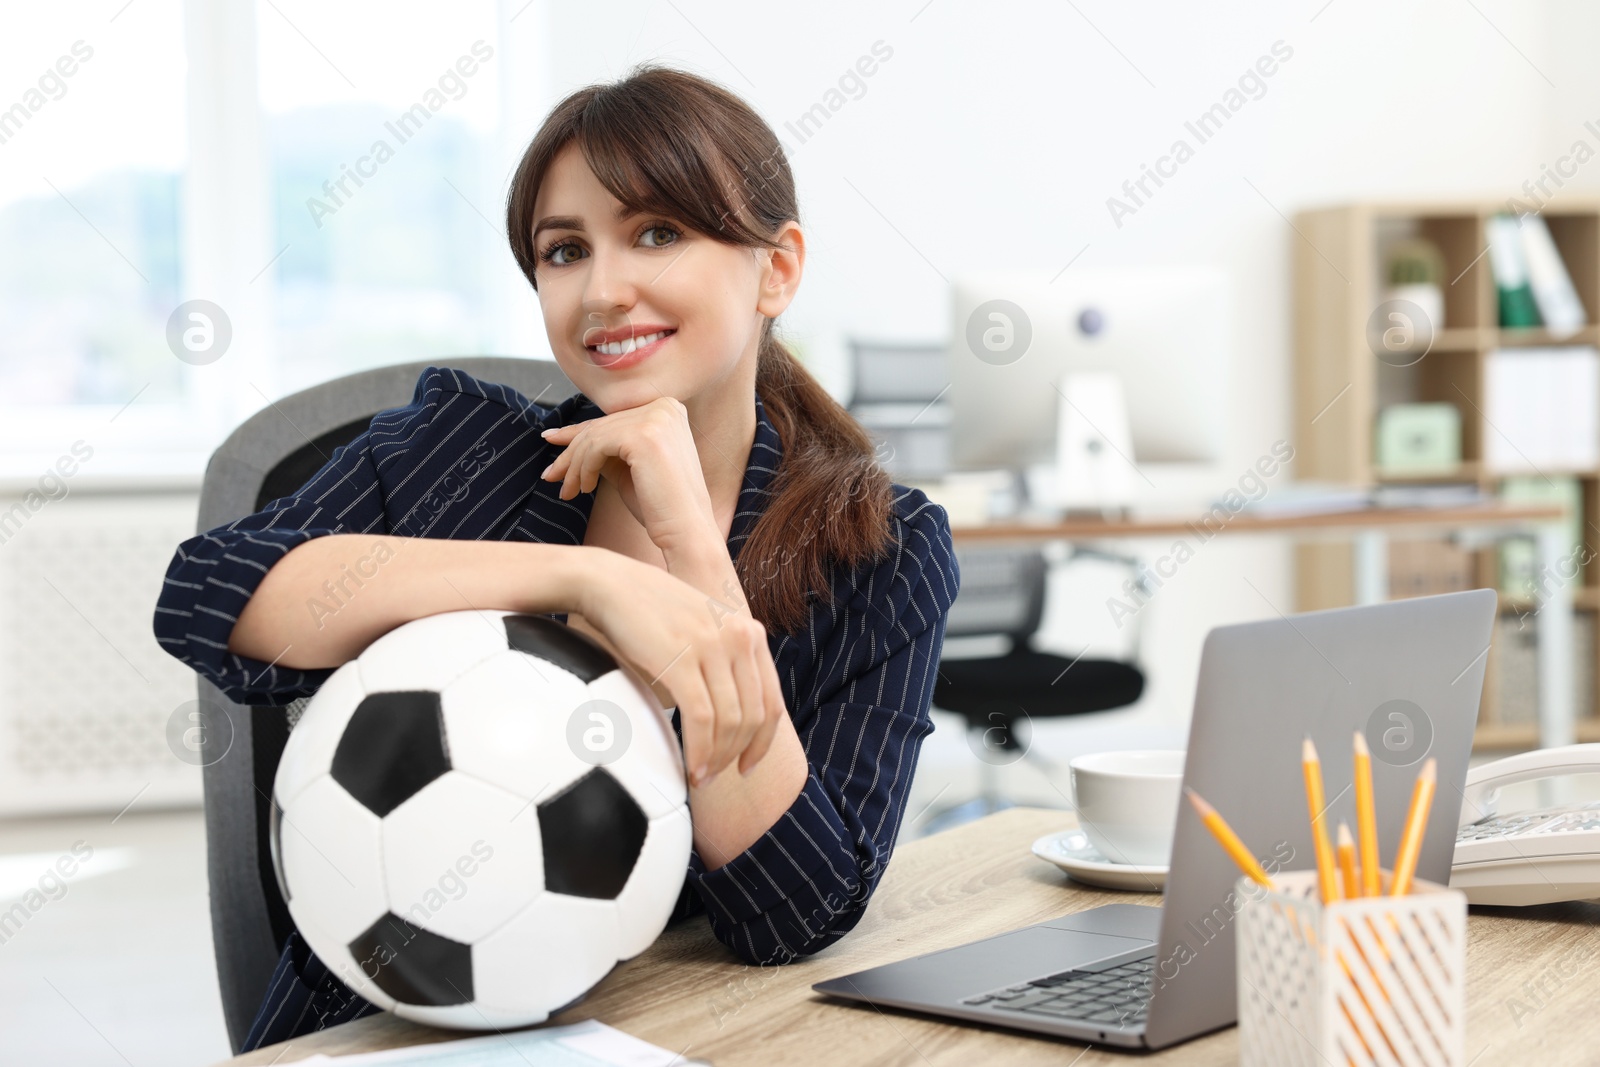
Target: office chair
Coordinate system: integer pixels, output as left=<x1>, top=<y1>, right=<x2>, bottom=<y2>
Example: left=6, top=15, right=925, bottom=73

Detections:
left=843, top=338, right=950, bottom=481
left=924, top=543, right=1147, bottom=834
left=194, top=356, right=577, bottom=1053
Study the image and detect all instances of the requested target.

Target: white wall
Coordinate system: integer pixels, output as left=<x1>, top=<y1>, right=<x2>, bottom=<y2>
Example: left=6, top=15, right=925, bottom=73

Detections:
left=512, top=1, right=1594, bottom=785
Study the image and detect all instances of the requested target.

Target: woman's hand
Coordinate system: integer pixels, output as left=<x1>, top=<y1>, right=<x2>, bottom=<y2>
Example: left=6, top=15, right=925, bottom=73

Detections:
left=577, top=551, right=785, bottom=787
left=539, top=396, right=718, bottom=557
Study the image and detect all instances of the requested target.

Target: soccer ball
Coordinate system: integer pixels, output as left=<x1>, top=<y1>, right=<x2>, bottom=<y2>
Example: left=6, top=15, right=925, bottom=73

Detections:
left=269, top=609, right=692, bottom=1029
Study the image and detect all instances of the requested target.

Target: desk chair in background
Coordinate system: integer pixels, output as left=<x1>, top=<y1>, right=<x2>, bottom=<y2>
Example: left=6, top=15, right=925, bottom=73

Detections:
left=843, top=339, right=950, bottom=481
left=840, top=339, right=1150, bottom=831
left=195, top=357, right=576, bottom=1054
left=924, top=543, right=1148, bottom=834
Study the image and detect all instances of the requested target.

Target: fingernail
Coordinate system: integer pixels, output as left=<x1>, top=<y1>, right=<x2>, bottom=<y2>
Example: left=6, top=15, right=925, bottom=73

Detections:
left=541, top=427, right=556, bottom=437
left=540, top=463, right=552, bottom=478
left=693, top=764, right=707, bottom=785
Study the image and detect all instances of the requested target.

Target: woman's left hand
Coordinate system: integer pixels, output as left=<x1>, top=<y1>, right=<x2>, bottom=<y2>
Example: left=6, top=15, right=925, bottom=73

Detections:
left=539, top=396, right=719, bottom=557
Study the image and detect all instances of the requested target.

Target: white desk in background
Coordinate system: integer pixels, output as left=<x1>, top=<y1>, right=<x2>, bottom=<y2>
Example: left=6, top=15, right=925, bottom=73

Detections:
left=947, top=500, right=1574, bottom=749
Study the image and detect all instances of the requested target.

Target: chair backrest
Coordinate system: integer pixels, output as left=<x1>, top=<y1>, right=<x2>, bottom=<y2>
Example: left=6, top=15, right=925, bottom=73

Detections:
left=197, top=356, right=576, bottom=1053
left=845, top=339, right=952, bottom=481
left=942, top=543, right=1048, bottom=642
left=848, top=338, right=948, bottom=405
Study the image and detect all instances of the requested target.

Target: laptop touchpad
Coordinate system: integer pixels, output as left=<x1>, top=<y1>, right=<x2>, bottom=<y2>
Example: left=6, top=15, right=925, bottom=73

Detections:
left=817, top=927, right=1150, bottom=1004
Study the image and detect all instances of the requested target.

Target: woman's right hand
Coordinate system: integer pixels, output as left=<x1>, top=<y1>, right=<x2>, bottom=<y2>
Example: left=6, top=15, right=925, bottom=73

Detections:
left=573, top=551, right=785, bottom=788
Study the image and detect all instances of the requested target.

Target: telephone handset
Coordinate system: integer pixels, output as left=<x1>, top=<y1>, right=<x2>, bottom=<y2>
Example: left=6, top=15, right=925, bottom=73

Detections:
left=1451, top=743, right=1600, bottom=906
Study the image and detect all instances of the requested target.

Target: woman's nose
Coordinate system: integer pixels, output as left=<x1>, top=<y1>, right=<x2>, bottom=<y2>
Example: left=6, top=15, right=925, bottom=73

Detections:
left=579, top=244, right=640, bottom=311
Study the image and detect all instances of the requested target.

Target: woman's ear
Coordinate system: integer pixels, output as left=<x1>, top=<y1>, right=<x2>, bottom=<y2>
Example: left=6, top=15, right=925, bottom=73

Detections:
left=755, top=220, right=805, bottom=319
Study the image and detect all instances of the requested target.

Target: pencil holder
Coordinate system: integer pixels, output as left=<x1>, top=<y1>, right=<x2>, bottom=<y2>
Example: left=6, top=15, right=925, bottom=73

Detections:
left=1235, top=870, right=1467, bottom=1067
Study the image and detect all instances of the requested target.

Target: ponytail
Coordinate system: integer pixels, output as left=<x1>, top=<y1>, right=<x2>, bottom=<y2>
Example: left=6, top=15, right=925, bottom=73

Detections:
left=742, top=324, right=895, bottom=634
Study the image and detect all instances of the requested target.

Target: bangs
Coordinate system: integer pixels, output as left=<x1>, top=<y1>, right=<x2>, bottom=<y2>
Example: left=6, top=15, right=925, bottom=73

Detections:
left=574, top=96, right=777, bottom=250
left=506, top=65, right=797, bottom=290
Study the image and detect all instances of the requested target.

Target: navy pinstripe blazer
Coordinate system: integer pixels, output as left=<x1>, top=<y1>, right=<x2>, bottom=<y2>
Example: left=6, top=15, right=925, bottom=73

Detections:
left=153, top=366, right=959, bottom=1046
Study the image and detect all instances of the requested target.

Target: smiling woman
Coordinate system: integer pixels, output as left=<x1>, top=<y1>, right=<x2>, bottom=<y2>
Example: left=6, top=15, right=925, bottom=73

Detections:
left=154, top=63, right=959, bottom=1051
left=504, top=66, right=905, bottom=634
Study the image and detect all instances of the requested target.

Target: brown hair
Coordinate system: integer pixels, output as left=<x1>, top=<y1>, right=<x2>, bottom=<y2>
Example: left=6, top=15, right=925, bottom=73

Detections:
left=505, top=65, right=895, bottom=636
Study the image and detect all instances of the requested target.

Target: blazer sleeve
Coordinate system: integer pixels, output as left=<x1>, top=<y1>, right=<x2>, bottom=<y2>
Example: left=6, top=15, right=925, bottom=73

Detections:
left=152, top=370, right=446, bottom=707
left=681, top=493, right=960, bottom=966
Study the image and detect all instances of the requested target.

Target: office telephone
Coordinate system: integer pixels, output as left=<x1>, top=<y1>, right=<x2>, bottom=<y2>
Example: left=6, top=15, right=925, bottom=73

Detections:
left=1452, top=743, right=1600, bottom=906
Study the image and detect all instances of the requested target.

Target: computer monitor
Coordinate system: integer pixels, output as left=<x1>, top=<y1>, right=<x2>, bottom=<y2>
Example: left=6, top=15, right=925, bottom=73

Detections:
left=948, top=268, right=1231, bottom=471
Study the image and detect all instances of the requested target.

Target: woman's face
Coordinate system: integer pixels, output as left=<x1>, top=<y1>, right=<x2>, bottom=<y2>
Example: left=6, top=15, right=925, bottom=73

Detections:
left=529, top=142, right=799, bottom=414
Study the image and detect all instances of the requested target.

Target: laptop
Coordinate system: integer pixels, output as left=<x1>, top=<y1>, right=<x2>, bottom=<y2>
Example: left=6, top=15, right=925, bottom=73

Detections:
left=812, top=588, right=1496, bottom=1050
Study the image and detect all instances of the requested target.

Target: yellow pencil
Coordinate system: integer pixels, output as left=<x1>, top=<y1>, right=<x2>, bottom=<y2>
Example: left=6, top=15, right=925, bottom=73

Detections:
left=1336, top=821, right=1359, bottom=901
left=1302, top=738, right=1341, bottom=903
left=1353, top=732, right=1380, bottom=898
left=1389, top=758, right=1436, bottom=896
left=1185, top=787, right=1276, bottom=888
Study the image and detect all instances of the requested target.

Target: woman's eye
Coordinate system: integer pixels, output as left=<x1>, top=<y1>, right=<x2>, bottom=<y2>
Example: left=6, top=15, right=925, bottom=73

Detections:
left=545, top=242, right=585, bottom=266
left=641, top=225, right=679, bottom=248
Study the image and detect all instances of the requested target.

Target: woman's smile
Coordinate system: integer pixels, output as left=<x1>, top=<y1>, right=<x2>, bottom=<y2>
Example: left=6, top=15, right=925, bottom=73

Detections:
left=584, top=325, right=677, bottom=369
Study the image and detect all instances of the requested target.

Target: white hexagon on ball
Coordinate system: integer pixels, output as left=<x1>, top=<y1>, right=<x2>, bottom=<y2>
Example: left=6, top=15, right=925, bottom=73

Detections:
left=276, top=775, right=387, bottom=944
left=440, top=649, right=593, bottom=802
left=274, top=665, right=366, bottom=808
left=380, top=771, right=543, bottom=944
left=473, top=892, right=622, bottom=1022
left=355, top=608, right=509, bottom=694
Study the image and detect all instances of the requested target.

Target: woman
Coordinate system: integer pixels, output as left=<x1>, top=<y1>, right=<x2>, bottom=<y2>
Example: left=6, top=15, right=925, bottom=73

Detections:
left=154, top=65, right=958, bottom=1047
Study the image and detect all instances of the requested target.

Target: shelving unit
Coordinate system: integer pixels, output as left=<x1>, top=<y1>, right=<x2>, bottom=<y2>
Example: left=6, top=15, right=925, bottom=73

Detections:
left=1292, top=198, right=1600, bottom=749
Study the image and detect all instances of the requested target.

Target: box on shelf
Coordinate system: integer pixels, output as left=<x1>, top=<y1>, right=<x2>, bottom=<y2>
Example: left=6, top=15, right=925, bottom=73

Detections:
left=1374, top=403, right=1461, bottom=476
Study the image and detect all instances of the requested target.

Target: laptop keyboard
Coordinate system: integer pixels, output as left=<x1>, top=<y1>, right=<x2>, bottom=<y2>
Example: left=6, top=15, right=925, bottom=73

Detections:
left=959, top=955, right=1155, bottom=1028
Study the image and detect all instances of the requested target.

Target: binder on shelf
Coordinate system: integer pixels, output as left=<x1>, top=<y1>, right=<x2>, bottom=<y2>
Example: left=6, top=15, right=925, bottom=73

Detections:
left=1518, top=214, right=1587, bottom=336
left=1483, top=346, right=1600, bottom=473
left=1487, top=213, right=1542, bottom=328
left=1498, top=475, right=1583, bottom=598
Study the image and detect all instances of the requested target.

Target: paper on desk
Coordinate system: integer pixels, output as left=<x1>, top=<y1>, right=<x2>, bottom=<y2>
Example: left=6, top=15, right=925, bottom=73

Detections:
left=285, top=1019, right=710, bottom=1067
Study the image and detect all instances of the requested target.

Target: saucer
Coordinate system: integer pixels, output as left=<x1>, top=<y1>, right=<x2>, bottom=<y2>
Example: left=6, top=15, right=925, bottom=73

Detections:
left=1031, top=829, right=1167, bottom=892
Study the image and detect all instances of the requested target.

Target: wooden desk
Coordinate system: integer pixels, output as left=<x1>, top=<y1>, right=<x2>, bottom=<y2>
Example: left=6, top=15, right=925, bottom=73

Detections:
left=220, top=807, right=1600, bottom=1066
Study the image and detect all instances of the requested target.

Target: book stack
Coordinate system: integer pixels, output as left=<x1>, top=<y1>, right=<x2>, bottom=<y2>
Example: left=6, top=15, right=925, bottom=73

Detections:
left=1388, top=537, right=1477, bottom=600
left=1492, top=613, right=1596, bottom=726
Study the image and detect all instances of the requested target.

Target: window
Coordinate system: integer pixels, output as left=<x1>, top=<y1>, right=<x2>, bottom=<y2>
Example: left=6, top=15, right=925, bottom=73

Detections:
left=257, top=0, right=510, bottom=398
left=0, top=3, right=186, bottom=411
left=0, top=1, right=545, bottom=459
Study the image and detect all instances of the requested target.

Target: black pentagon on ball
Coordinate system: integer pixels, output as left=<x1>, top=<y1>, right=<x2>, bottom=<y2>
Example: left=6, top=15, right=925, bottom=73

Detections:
left=537, top=768, right=648, bottom=899
left=504, top=614, right=616, bottom=683
left=349, top=912, right=473, bottom=1006
left=331, top=691, right=451, bottom=817
left=269, top=796, right=289, bottom=904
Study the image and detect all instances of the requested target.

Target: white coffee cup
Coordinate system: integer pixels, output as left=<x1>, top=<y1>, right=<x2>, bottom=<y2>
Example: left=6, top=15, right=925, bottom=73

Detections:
left=1069, top=749, right=1187, bottom=867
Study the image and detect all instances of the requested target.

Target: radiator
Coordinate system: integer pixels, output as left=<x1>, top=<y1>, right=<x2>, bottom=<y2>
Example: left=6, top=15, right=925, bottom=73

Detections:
left=0, top=491, right=203, bottom=815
